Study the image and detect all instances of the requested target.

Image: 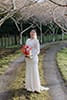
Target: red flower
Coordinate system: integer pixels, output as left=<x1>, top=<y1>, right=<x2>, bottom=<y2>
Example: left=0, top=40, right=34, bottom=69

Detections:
left=21, top=45, right=32, bottom=56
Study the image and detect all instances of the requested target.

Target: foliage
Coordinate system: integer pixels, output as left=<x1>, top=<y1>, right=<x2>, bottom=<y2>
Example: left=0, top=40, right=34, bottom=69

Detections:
left=0, top=18, right=19, bottom=36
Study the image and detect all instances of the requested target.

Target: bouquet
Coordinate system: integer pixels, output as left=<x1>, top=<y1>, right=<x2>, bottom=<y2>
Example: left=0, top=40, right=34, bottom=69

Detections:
left=21, top=45, right=32, bottom=58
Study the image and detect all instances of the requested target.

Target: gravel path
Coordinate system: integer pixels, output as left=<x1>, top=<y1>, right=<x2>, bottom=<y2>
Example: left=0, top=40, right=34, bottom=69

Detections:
left=44, top=42, right=67, bottom=100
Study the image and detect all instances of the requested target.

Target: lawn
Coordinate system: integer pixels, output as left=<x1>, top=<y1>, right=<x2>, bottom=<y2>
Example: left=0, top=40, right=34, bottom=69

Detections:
left=0, top=48, right=22, bottom=75
left=57, top=48, right=67, bottom=84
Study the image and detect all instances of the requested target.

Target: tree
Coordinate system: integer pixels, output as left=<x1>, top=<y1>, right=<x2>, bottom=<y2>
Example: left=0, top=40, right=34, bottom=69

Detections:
left=47, top=0, right=67, bottom=41
left=0, top=0, right=40, bottom=45
left=48, top=0, right=67, bottom=7
left=0, top=0, right=39, bottom=27
left=0, top=0, right=67, bottom=44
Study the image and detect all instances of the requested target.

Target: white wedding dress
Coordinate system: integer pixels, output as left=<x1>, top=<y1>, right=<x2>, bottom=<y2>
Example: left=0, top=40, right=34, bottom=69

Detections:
left=25, top=38, right=49, bottom=92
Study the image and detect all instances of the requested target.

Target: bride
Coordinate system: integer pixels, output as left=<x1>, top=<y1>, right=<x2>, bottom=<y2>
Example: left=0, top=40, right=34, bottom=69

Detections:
left=25, top=29, right=49, bottom=93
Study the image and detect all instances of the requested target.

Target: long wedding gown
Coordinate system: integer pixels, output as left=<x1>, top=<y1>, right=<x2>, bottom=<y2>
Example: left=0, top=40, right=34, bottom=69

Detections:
left=25, top=38, right=49, bottom=92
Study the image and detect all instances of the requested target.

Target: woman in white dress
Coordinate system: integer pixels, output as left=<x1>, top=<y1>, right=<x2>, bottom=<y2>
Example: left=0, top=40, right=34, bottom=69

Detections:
left=25, top=30, right=49, bottom=93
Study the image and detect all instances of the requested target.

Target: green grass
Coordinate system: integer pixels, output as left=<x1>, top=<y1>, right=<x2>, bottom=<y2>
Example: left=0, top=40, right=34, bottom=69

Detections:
left=8, top=49, right=51, bottom=100
left=57, top=48, right=67, bottom=83
left=0, top=49, right=22, bottom=75
left=64, top=34, right=67, bottom=40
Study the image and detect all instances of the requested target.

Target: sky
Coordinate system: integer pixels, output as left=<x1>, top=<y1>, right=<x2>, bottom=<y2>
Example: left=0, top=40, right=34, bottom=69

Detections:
left=34, top=0, right=46, bottom=3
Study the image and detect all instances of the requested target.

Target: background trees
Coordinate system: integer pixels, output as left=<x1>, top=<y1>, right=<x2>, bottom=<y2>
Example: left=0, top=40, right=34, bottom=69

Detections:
left=0, top=0, right=67, bottom=47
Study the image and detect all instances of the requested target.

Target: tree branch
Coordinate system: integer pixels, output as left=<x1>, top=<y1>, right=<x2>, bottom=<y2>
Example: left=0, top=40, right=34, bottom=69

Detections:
left=21, top=24, right=34, bottom=34
left=11, top=17, right=20, bottom=32
left=0, top=0, right=39, bottom=26
left=48, top=0, right=67, bottom=7
left=53, top=7, right=67, bottom=31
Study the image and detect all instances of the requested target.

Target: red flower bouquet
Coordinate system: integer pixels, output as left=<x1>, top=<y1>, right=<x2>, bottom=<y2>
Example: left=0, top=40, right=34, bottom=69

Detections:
left=21, top=45, right=32, bottom=58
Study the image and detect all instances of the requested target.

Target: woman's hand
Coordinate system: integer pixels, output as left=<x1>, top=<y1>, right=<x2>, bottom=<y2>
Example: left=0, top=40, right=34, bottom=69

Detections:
left=24, top=52, right=30, bottom=57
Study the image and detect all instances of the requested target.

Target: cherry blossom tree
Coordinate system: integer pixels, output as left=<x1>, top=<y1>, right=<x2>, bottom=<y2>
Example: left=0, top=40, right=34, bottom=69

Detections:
left=48, top=0, right=67, bottom=40
left=0, top=0, right=67, bottom=44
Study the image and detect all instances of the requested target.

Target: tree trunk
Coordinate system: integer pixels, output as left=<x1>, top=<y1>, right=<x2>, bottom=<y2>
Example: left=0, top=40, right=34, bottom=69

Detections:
left=40, top=22, right=43, bottom=44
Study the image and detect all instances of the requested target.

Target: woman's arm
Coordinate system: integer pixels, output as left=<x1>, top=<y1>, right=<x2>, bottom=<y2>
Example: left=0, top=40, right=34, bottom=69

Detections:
left=26, top=39, right=29, bottom=45
left=33, top=39, right=40, bottom=55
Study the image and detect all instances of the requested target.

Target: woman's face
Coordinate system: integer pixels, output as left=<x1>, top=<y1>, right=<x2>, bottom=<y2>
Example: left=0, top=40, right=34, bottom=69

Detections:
left=30, top=31, right=36, bottom=39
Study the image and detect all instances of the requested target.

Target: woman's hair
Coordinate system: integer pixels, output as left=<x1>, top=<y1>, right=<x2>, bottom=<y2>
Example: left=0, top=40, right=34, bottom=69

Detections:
left=30, top=29, right=37, bottom=39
